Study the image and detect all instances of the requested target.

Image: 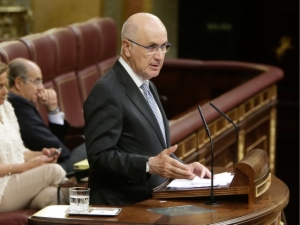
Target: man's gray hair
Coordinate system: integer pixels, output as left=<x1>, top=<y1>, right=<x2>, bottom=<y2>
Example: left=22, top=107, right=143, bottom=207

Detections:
left=8, top=60, right=28, bottom=87
left=120, top=21, right=138, bottom=54
left=121, top=21, right=138, bottom=41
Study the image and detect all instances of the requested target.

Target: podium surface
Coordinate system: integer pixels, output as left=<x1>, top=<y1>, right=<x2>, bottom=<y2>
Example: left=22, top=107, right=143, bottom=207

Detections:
left=28, top=175, right=288, bottom=225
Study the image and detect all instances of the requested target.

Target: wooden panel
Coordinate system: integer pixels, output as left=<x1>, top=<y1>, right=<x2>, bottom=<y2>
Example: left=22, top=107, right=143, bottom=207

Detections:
left=159, top=59, right=283, bottom=175
left=31, top=0, right=102, bottom=33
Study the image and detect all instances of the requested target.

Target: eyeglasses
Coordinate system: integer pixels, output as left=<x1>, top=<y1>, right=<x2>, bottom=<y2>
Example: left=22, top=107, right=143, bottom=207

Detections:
left=127, top=39, right=171, bottom=55
left=26, top=78, right=43, bottom=86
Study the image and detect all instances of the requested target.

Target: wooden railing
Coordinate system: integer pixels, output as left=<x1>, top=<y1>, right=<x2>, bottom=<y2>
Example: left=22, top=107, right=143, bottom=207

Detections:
left=153, top=59, right=284, bottom=174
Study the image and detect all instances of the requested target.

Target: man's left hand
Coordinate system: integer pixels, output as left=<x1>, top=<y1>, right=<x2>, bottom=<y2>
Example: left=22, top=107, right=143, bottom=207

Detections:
left=186, top=162, right=211, bottom=179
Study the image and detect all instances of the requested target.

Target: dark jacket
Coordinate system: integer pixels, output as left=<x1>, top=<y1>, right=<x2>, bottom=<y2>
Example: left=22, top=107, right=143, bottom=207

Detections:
left=84, top=61, right=178, bottom=205
left=8, top=92, right=71, bottom=161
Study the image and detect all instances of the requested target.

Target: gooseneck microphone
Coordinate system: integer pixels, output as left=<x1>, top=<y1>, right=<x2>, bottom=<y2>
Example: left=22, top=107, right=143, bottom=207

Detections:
left=209, top=102, right=239, bottom=166
left=197, top=105, right=219, bottom=205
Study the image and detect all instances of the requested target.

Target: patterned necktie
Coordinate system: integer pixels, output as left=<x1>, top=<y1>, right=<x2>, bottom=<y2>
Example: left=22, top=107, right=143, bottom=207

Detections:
left=140, top=81, right=166, bottom=143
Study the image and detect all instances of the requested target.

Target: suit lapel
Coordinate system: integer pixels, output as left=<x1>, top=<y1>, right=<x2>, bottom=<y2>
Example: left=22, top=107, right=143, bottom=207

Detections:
left=113, top=62, right=167, bottom=149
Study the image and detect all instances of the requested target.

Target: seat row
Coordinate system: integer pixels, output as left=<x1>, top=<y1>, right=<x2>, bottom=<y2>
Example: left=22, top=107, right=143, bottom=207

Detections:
left=0, top=17, right=119, bottom=129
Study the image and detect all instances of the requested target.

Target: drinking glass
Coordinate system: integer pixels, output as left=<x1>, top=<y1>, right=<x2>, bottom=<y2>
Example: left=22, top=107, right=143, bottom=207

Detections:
left=69, top=187, right=90, bottom=214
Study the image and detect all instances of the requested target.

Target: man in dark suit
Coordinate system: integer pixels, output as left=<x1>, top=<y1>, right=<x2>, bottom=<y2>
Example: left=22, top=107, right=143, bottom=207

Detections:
left=84, top=13, right=211, bottom=205
left=8, top=58, right=86, bottom=173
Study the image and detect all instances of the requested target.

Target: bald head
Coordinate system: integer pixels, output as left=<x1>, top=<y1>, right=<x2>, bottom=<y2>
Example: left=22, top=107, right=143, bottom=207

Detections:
left=120, top=13, right=168, bottom=80
left=121, top=13, right=166, bottom=43
left=8, top=58, right=40, bottom=87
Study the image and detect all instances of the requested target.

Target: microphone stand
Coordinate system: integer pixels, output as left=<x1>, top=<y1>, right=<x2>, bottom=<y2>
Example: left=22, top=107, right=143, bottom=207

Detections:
left=210, top=102, right=239, bottom=166
left=197, top=106, right=219, bottom=205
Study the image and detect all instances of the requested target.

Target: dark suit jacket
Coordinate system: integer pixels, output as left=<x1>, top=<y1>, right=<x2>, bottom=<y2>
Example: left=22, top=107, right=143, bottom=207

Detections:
left=8, top=92, right=71, bottom=161
left=84, top=61, right=179, bottom=205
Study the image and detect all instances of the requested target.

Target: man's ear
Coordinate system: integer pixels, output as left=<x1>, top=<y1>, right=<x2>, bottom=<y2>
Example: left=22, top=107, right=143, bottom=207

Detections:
left=122, top=39, right=132, bottom=57
left=14, top=76, right=24, bottom=91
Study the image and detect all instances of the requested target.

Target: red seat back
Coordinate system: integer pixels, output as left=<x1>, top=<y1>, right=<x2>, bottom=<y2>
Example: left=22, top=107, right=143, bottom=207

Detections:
left=0, top=40, right=30, bottom=63
left=20, top=33, right=57, bottom=82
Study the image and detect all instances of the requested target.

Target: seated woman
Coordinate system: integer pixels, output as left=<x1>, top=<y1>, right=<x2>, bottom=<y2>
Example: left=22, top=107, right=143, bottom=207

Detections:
left=0, top=62, right=67, bottom=212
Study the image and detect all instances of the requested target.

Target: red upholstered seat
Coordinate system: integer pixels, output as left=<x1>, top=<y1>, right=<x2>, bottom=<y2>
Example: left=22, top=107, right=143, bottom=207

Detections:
left=76, top=66, right=99, bottom=101
left=89, top=18, right=118, bottom=62
left=68, top=21, right=101, bottom=68
left=89, top=17, right=118, bottom=77
left=98, top=56, right=119, bottom=76
left=68, top=20, right=102, bottom=101
left=0, top=208, right=38, bottom=225
left=44, top=28, right=78, bottom=75
left=43, top=27, right=85, bottom=129
left=0, top=17, right=120, bottom=225
left=54, top=72, right=84, bottom=128
left=20, top=33, right=56, bottom=82
left=0, top=40, right=30, bottom=63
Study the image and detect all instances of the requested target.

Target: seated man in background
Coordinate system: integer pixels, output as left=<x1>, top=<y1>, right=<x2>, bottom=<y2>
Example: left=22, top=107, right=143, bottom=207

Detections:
left=0, top=61, right=68, bottom=212
left=7, top=58, right=86, bottom=173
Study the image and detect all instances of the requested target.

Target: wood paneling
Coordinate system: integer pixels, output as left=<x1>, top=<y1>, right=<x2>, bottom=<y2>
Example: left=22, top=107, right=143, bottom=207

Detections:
left=30, top=0, right=102, bottom=33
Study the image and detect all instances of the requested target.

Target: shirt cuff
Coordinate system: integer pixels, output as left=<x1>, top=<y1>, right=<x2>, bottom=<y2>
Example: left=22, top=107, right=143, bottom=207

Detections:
left=48, top=111, right=65, bottom=125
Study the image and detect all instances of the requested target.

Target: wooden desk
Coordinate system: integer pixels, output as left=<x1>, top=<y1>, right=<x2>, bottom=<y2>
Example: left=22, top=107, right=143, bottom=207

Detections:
left=28, top=175, right=288, bottom=225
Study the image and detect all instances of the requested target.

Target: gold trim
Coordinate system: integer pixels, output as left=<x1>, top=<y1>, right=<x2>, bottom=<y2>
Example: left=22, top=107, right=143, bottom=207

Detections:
left=177, top=86, right=278, bottom=169
left=246, top=135, right=267, bottom=153
left=238, top=129, right=245, bottom=161
left=197, top=128, right=208, bottom=149
left=255, top=173, right=271, bottom=197
left=269, top=107, right=277, bottom=174
left=225, top=161, right=234, bottom=168
left=183, top=134, right=197, bottom=158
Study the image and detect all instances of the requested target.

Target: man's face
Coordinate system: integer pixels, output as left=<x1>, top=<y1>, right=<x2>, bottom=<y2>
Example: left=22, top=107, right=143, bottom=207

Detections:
left=0, top=71, right=8, bottom=105
left=128, top=26, right=168, bottom=80
left=19, top=66, right=43, bottom=104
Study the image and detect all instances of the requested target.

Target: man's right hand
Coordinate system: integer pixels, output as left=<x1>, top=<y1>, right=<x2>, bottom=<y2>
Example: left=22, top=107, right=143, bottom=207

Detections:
left=148, top=145, right=193, bottom=179
left=38, top=88, right=58, bottom=112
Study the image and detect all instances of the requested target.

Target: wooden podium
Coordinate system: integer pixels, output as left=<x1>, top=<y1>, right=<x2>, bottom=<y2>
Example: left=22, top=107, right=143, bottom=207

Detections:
left=28, top=174, right=289, bottom=225
left=153, top=149, right=271, bottom=204
left=28, top=150, right=289, bottom=225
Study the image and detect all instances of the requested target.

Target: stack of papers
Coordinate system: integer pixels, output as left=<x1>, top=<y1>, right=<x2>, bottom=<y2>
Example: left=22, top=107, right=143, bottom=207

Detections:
left=167, top=172, right=234, bottom=188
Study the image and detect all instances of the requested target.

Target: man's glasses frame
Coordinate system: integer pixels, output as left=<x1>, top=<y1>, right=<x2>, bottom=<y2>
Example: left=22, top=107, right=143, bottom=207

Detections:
left=127, top=39, right=171, bottom=55
left=26, top=78, right=43, bottom=86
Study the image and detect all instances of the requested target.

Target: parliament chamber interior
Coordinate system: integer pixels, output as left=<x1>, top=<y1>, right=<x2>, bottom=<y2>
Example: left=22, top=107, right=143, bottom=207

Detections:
left=0, top=0, right=298, bottom=224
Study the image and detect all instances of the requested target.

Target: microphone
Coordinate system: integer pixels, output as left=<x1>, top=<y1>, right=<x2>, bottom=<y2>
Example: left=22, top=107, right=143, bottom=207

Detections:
left=210, top=102, right=239, bottom=166
left=197, top=105, right=219, bottom=205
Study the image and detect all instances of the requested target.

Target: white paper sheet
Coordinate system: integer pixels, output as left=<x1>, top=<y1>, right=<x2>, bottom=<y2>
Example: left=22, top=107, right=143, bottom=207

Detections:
left=167, top=172, right=234, bottom=188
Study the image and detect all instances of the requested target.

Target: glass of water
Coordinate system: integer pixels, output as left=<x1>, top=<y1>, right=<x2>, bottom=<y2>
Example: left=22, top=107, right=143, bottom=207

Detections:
left=69, top=187, right=90, bottom=214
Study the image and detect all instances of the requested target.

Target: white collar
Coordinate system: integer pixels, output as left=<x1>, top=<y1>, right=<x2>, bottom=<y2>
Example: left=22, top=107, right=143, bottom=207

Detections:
left=118, top=57, right=146, bottom=88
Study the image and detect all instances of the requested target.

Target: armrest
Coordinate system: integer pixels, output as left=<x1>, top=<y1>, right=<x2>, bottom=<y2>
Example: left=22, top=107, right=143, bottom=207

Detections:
left=64, top=135, right=85, bottom=151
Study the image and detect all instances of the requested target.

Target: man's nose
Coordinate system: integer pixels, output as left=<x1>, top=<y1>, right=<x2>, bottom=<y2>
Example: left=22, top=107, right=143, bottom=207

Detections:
left=37, top=83, right=44, bottom=90
left=153, top=47, right=164, bottom=59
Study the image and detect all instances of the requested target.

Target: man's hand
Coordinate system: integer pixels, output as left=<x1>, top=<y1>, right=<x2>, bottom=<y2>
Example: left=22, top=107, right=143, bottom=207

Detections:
left=37, top=88, right=58, bottom=112
left=148, top=145, right=212, bottom=180
left=148, top=145, right=193, bottom=179
left=186, top=162, right=211, bottom=180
